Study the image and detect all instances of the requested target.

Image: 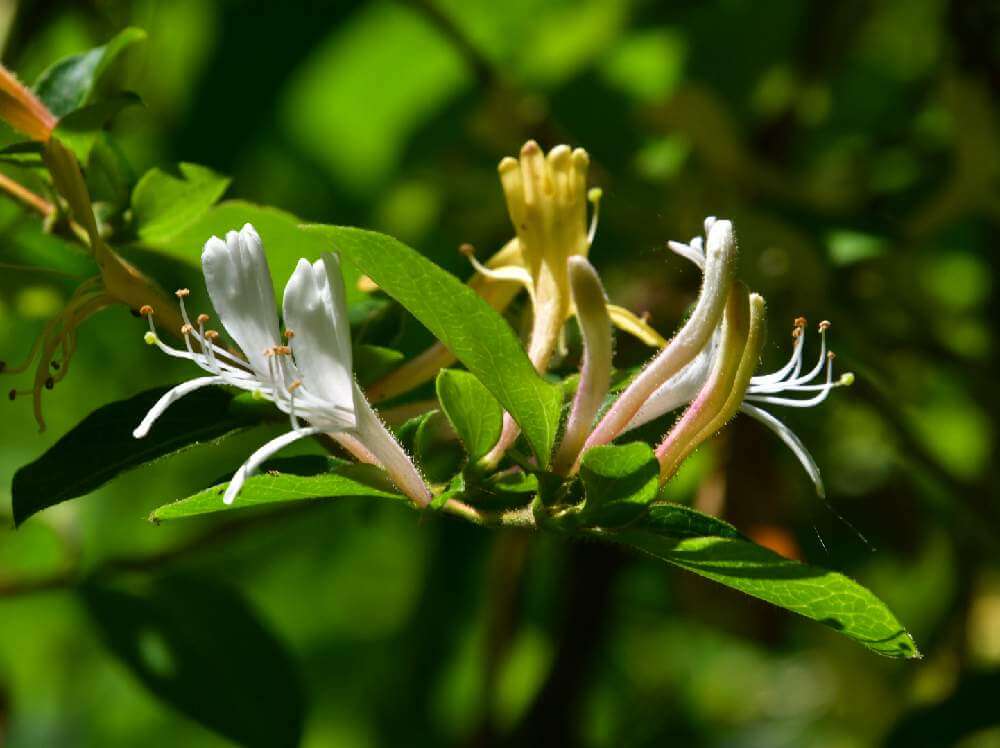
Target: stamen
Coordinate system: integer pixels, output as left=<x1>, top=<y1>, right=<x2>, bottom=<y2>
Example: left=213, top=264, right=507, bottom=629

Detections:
left=175, top=288, right=190, bottom=298
left=139, top=305, right=154, bottom=317
left=283, top=329, right=295, bottom=340
left=587, top=187, right=602, bottom=246
left=197, top=313, right=210, bottom=325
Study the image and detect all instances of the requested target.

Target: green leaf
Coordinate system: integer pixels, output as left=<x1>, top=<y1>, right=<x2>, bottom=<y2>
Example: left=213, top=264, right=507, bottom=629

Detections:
left=612, top=528, right=919, bottom=658
left=304, top=225, right=563, bottom=466
left=578, top=442, right=659, bottom=526
left=138, top=200, right=369, bottom=307
left=637, top=502, right=744, bottom=540
left=11, top=386, right=262, bottom=526
left=33, top=27, right=147, bottom=119
left=86, top=132, right=135, bottom=210
left=150, top=456, right=404, bottom=521
left=354, top=344, right=404, bottom=386
left=131, top=163, right=231, bottom=242
left=436, top=368, right=503, bottom=462
left=51, top=92, right=142, bottom=161
left=82, top=574, right=304, bottom=748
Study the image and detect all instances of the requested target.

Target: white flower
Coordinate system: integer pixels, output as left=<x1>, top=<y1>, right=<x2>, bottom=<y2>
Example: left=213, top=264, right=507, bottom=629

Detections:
left=134, top=223, right=430, bottom=506
left=623, top=217, right=854, bottom=496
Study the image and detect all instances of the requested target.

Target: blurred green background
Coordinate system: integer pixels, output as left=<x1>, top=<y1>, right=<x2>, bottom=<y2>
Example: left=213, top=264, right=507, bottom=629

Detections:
left=1, top=0, right=998, bottom=745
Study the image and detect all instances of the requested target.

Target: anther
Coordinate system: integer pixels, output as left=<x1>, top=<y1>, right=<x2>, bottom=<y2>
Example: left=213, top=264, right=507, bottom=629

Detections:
left=640, top=311, right=651, bottom=323
left=818, top=320, right=831, bottom=332
left=794, top=316, right=807, bottom=328
left=459, top=243, right=475, bottom=257
left=827, top=351, right=836, bottom=361
left=283, top=329, right=295, bottom=340
left=139, top=305, right=154, bottom=317
left=44, top=376, right=54, bottom=390
left=205, top=330, right=220, bottom=341
left=175, top=288, right=191, bottom=298
left=143, top=331, right=159, bottom=345
left=196, top=313, right=210, bottom=325
left=840, top=372, right=855, bottom=386
left=288, top=379, right=303, bottom=392
left=180, top=324, right=194, bottom=335
left=274, top=345, right=291, bottom=356
left=587, top=187, right=603, bottom=203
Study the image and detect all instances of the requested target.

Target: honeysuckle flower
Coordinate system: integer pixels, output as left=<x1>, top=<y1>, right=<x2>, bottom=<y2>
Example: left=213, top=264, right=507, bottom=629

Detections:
left=621, top=218, right=854, bottom=495
left=366, top=140, right=666, bottom=405
left=134, top=223, right=431, bottom=507
left=579, top=218, right=740, bottom=461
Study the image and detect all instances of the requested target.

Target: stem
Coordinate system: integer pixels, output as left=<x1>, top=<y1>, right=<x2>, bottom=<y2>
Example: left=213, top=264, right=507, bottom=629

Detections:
left=440, top=499, right=536, bottom=529
left=0, top=171, right=53, bottom=217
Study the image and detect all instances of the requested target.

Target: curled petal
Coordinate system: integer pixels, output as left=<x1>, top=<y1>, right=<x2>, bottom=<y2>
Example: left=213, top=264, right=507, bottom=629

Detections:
left=224, top=426, right=324, bottom=504
left=133, top=376, right=225, bottom=438
left=740, top=403, right=825, bottom=497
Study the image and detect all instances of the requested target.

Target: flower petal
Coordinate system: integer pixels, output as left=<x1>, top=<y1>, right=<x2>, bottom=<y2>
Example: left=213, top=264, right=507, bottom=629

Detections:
left=282, top=253, right=355, bottom=422
left=223, top=426, right=323, bottom=504
left=740, top=403, right=825, bottom=497
left=201, top=224, right=281, bottom=374
left=133, top=376, right=224, bottom=438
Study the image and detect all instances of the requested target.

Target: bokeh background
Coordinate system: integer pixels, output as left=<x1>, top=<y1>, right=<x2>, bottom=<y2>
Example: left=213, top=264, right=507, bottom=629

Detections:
left=1, top=0, right=998, bottom=746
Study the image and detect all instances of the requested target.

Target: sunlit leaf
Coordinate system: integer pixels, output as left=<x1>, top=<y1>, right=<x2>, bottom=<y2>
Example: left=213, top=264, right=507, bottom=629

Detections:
left=150, top=456, right=404, bottom=521
left=611, top=523, right=920, bottom=658
left=131, top=162, right=230, bottom=243
left=33, top=27, right=147, bottom=118
left=578, top=442, right=659, bottom=526
left=305, top=225, right=563, bottom=467
left=436, top=368, right=503, bottom=462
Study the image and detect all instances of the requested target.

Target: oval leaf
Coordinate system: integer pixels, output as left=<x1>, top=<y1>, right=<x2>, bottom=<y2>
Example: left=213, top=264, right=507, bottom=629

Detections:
left=304, top=225, right=562, bottom=466
left=436, top=368, right=503, bottom=462
left=612, top=527, right=920, bottom=658
left=33, top=27, right=147, bottom=118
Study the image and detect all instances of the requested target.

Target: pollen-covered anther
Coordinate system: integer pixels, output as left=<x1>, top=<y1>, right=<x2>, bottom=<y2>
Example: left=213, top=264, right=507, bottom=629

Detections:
left=139, top=305, right=154, bottom=317
left=840, top=372, right=856, bottom=386
left=283, top=329, right=295, bottom=340
left=204, top=330, right=220, bottom=341
left=143, top=331, right=159, bottom=345
left=175, top=288, right=191, bottom=298
left=180, top=323, right=194, bottom=335
left=818, top=320, right=831, bottom=332
left=827, top=351, right=836, bottom=361
left=458, top=243, right=475, bottom=257
left=196, top=313, right=210, bottom=325
left=288, top=379, right=303, bottom=392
